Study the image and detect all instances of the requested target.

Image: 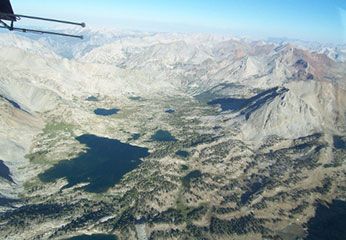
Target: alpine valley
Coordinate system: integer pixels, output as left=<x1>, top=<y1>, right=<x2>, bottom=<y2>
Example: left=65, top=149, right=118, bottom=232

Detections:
left=0, top=27, right=345, bottom=240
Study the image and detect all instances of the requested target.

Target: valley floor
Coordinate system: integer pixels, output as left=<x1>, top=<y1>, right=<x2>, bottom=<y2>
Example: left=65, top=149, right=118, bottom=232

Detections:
left=0, top=93, right=345, bottom=240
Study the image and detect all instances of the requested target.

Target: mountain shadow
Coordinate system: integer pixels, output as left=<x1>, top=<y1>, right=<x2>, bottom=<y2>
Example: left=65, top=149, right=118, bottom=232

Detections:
left=208, top=87, right=288, bottom=120
left=305, top=200, right=346, bottom=240
left=0, top=160, right=14, bottom=183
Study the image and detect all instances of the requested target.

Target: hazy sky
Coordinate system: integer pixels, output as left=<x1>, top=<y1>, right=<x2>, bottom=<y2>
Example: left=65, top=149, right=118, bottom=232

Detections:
left=10, top=0, right=346, bottom=44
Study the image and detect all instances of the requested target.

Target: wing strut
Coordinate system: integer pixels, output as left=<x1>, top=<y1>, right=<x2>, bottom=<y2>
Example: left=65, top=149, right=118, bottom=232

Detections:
left=0, top=25, right=85, bottom=39
left=4, top=13, right=86, bottom=28
left=0, top=12, right=85, bottom=39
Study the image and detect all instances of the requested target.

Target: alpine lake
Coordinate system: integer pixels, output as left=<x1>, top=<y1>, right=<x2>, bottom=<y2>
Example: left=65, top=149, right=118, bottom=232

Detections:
left=39, top=134, right=150, bottom=193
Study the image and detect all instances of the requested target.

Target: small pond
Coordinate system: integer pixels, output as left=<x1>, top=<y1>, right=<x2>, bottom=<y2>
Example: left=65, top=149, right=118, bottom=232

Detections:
left=176, top=150, right=189, bottom=158
left=165, top=109, right=175, bottom=114
left=151, top=130, right=177, bottom=142
left=333, top=135, right=346, bottom=149
left=128, top=133, right=141, bottom=141
left=86, top=96, right=99, bottom=102
left=94, top=108, right=119, bottom=116
left=180, top=165, right=189, bottom=171
left=129, top=96, right=141, bottom=101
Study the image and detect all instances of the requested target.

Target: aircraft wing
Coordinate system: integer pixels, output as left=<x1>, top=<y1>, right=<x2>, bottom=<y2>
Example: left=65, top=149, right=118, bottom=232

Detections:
left=0, top=0, right=16, bottom=21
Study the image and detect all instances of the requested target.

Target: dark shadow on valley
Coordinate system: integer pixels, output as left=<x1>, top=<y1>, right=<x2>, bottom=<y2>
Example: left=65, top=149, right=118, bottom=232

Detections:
left=208, top=87, right=288, bottom=120
left=305, top=200, right=346, bottom=240
left=0, top=160, right=14, bottom=183
left=66, top=234, right=118, bottom=240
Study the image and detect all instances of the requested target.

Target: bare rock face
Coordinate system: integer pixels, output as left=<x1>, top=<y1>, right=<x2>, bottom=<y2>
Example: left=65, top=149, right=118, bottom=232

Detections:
left=240, top=81, right=346, bottom=140
left=0, top=98, right=43, bottom=200
left=241, top=87, right=320, bottom=139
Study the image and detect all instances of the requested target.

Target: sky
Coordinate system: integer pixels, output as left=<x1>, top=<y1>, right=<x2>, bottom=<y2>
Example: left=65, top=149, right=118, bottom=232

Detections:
left=8, top=0, right=346, bottom=44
